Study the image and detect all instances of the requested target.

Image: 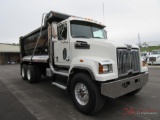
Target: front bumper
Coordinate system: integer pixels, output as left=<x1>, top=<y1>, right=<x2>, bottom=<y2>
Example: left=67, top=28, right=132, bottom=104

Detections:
left=101, top=72, right=149, bottom=98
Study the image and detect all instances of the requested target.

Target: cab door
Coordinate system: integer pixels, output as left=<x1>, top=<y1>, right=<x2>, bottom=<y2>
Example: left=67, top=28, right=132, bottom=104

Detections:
left=54, top=22, right=70, bottom=67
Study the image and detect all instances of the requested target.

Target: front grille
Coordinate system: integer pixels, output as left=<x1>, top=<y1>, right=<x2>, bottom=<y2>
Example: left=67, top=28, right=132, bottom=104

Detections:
left=149, top=57, right=156, bottom=61
left=117, top=49, right=140, bottom=77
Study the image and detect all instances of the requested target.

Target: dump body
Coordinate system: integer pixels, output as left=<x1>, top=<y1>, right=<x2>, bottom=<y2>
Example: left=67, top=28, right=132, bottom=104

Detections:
left=20, top=11, right=71, bottom=59
left=20, top=27, right=48, bottom=56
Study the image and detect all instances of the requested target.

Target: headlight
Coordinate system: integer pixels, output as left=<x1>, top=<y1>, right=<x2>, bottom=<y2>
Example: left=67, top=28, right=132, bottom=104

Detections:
left=99, top=64, right=113, bottom=74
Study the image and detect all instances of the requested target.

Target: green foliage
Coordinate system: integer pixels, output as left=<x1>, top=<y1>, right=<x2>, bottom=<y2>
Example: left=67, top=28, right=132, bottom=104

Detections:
left=141, top=46, right=160, bottom=52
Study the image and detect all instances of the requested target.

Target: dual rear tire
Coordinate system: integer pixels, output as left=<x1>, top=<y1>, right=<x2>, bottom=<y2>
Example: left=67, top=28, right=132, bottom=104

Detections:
left=21, top=64, right=41, bottom=83
left=22, top=64, right=27, bottom=80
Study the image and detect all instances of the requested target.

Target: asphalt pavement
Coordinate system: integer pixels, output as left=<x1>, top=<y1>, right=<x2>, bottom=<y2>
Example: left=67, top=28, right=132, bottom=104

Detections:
left=0, top=65, right=159, bottom=120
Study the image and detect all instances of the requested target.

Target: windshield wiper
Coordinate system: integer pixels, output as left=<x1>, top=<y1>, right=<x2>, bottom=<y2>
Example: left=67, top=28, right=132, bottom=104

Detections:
left=74, top=36, right=90, bottom=38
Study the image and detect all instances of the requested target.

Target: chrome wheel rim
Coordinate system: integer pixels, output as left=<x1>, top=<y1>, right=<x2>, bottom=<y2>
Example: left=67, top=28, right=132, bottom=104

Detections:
left=75, top=83, right=89, bottom=105
left=22, top=68, right=25, bottom=77
left=27, top=69, right=31, bottom=80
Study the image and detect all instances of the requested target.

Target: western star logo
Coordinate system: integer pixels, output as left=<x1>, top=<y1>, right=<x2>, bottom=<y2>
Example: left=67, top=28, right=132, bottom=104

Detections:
left=126, top=44, right=132, bottom=50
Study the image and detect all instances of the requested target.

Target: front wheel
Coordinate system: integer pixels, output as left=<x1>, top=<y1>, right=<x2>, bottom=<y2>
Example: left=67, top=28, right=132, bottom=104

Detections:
left=70, top=73, right=105, bottom=114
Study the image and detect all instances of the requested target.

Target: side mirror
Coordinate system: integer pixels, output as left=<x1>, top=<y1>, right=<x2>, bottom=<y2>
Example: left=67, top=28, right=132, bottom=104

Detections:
left=52, top=22, right=58, bottom=42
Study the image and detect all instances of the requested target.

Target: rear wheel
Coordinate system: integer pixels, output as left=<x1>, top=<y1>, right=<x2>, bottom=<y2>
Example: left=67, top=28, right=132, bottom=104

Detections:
left=70, top=73, right=105, bottom=114
left=27, top=65, right=36, bottom=83
left=21, top=64, right=27, bottom=80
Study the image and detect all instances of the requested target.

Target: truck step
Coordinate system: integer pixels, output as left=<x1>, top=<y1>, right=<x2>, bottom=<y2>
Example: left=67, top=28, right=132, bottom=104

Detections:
left=57, top=69, right=69, bottom=73
left=53, top=69, right=69, bottom=77
left=52, top=82, right=67, bottom=90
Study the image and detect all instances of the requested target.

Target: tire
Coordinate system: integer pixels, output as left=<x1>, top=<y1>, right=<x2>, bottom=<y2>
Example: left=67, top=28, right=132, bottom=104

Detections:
left=21, top=64, right=27, bottom=80
left=35, top=65, right=41, bottom=82
left=27, top=65, right=36, bottom=83
left=70, top=73, right=105, bottom=114
left=125, top=88, right=142, bottom=96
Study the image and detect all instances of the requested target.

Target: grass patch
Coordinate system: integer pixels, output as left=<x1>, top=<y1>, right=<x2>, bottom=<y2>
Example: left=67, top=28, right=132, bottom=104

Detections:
left=141, top=46, right=160, bottom=52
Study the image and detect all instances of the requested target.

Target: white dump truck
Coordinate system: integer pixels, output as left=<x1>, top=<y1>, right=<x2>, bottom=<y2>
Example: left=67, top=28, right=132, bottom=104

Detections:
left=147, top=49, right=160, bottom=65
left=20, top=11, right=149, bottom=114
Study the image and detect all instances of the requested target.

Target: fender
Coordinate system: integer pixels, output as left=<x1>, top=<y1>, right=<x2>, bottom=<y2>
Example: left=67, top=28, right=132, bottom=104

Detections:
left=68, top=56, right=117, bottom=82
left=70, top=66, right=95, bottom=80
left=69, top=56, right=102, bottom=79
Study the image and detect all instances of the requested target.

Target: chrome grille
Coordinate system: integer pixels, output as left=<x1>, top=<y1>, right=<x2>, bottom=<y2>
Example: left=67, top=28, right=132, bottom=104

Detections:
left=149, top=57, right=156, bottom=61
left=117, top=49, right=140, bottom=77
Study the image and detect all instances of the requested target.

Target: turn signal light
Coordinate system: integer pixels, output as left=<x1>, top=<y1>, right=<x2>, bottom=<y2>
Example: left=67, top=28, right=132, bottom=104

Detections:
left=99, top=64, right=113, bottom=74
left=99, top=64, right=103, bottom=74
left=80, top=59, right=84, bottom=62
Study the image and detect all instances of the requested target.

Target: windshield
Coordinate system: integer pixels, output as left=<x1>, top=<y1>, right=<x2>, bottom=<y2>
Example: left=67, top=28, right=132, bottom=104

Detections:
left=70, top=20, right=107, bottom=39
left=152, top=50, right=160, bottom=54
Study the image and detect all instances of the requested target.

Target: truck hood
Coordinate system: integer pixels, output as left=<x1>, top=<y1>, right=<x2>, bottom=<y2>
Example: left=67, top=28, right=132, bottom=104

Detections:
left=72, top=38, right=140, bottom=63
left=86, top=39, right=139, bottom=49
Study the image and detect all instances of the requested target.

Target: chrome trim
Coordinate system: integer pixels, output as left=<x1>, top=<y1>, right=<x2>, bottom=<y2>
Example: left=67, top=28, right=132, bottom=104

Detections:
left=149, top=57, right=156, bottom=62
left=52, top=82, right=67, bottom=90
left=22, top=55, right=49, bottom=63
left=101, top=72, right=149, bottom=98
left=99, top=60, right=111, bottom=65
left=75, top=83, right=89, bottom=105
left=125, top=44, right=132, bottom=50
left=117, top=49, right=140, bottom=77
left=22, top=68, right=25, bottom=77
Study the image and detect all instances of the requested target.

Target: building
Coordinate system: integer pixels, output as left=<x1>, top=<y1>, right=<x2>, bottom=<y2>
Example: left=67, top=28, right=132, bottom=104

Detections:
left=0, top=43, right=20, bottom=64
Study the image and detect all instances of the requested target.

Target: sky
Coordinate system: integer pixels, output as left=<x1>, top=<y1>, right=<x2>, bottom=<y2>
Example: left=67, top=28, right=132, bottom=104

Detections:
left=0, top=0, right=160, bottom=45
